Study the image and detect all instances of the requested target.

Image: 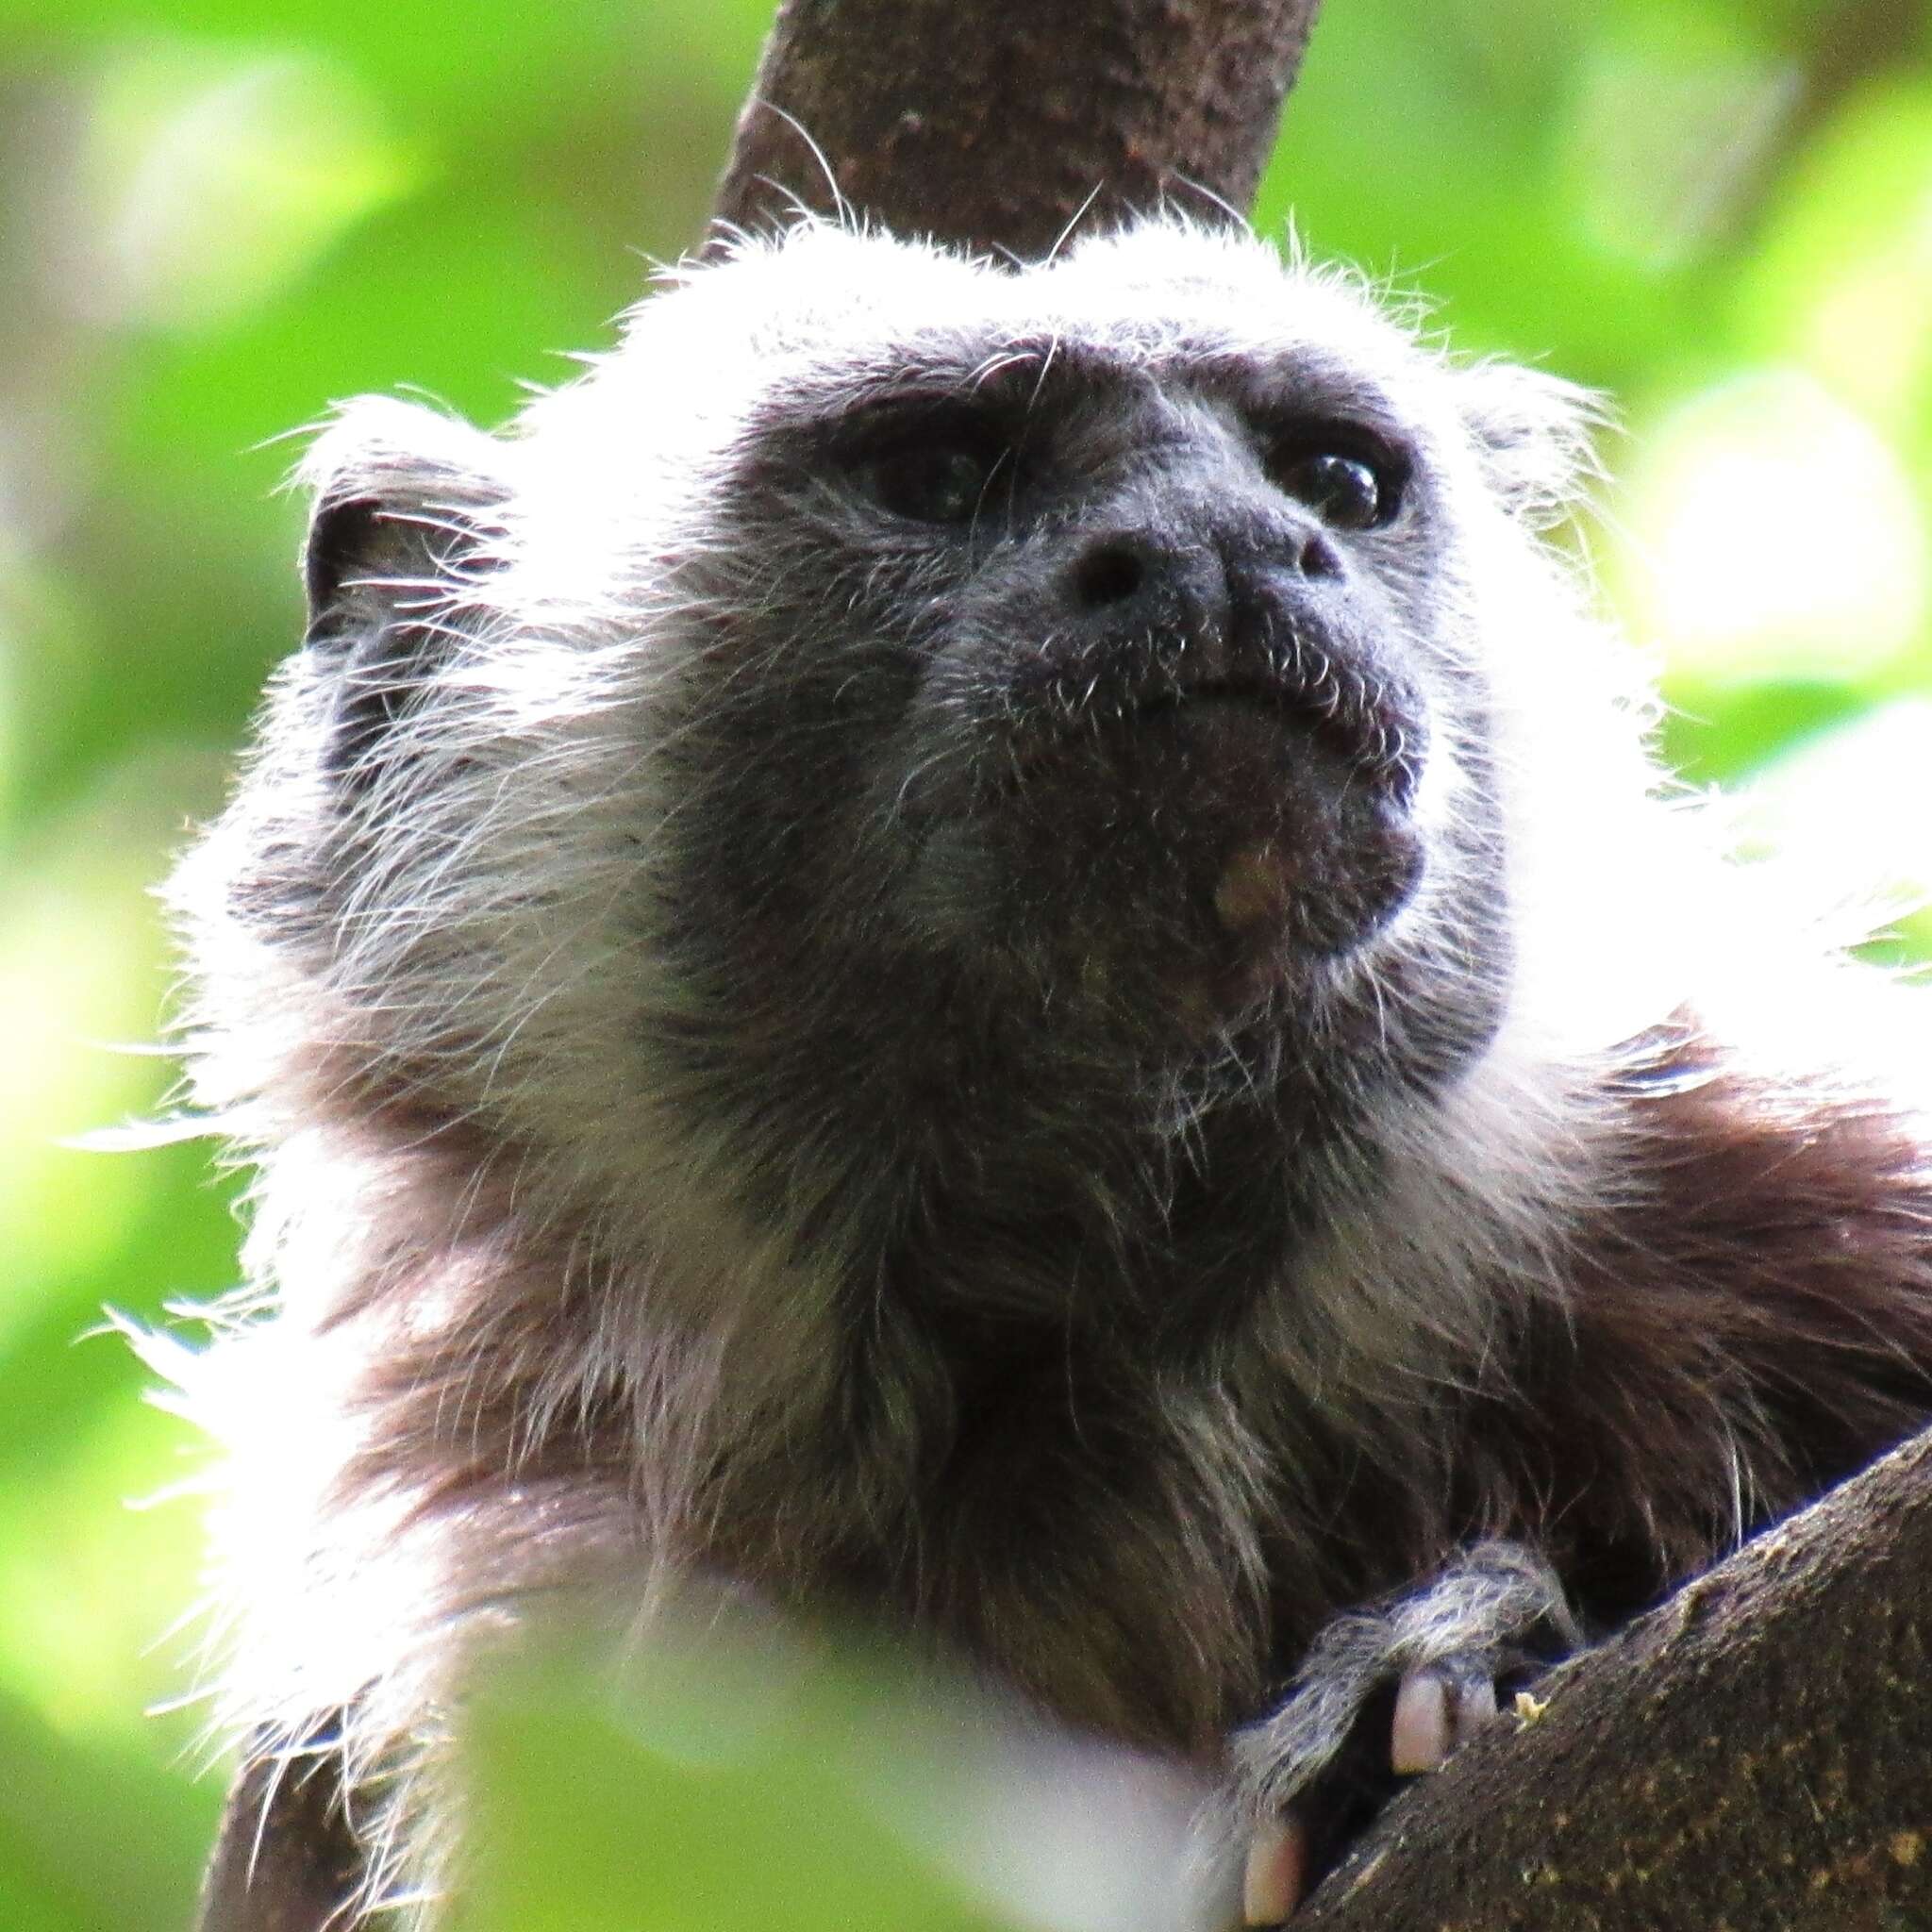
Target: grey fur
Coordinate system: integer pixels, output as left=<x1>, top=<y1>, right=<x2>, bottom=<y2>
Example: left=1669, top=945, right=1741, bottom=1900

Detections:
left=162, top=218, right=1932, bottom=1926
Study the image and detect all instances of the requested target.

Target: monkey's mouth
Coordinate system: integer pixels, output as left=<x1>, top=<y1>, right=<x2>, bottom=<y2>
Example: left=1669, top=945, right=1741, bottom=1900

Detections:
left=1117, top=687, right=1424, bottom=945
left=945, top=655, right=1429, bottom=1017
left=1126, top=674, right=1423, bottom=813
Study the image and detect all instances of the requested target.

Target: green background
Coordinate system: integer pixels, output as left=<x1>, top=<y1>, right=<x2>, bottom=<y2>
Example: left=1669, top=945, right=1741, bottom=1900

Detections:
left=3, top=0, right=1930, bottom=1924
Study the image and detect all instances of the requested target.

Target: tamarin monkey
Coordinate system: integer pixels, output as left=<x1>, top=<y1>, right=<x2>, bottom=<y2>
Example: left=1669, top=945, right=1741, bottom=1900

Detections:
left=161, top=219, right=1932, bottom=1927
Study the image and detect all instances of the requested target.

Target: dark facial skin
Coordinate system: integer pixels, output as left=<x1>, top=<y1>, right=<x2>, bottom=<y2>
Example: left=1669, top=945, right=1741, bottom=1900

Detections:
left=631, top=325, right=1511, bottom=1324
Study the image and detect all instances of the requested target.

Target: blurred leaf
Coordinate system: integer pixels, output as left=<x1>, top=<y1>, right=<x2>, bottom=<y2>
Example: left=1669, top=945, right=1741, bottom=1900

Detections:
left=0, top=1687, right=214, bottom=1930
left=1735, top=84, right=1932, bottom=424
left=0, top=1394, right=208, bottom=1735
left=75, top=40, right=419, bottom=333
left=462, top=1624, right=1202, bottom=1932
left=1656, top=675, right=1867, bottom=786
left=1557, top=8, right=1799, bottom=273
left=466, top=1667, right=1015, bottom=1932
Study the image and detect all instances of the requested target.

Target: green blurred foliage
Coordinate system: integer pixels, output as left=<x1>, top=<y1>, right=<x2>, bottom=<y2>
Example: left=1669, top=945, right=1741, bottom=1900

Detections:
left=1, top=0, right=1929, bottom=1924
left=449, top=1604, right=1214, bottom=1932
left=462, top=1637, right=1021, bottom=1932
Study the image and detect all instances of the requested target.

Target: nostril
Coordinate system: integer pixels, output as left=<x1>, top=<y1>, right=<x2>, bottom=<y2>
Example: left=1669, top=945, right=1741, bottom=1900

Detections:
left=1300, top=532, right=1342, bottom=580
left=1072, top=538, right=1150, bottom=609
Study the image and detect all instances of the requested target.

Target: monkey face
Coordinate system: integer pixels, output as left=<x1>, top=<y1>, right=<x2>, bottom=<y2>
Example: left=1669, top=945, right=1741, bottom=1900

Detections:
left=840, top=348, right=1433, bottom=1020
left=649, top=228, right=1526, bottom=1060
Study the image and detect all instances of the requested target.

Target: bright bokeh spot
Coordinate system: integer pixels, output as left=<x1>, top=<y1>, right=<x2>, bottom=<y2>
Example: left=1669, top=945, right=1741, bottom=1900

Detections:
left=1733, top=698, right=1932, bottom=905
left=1561, top=21, right=1798, bottom=272
left=75, top=41, right=418, bottom=333
left=1801, top=249, right=1932, bottom=425
left=1619, top=369, right=1926, bottom=685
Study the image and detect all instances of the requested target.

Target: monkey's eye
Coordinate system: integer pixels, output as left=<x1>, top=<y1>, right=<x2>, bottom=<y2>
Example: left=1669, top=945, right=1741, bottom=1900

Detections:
left=865, top=435, right=1005, bottom=525
left=1273, top=450, right=1401, bottom=531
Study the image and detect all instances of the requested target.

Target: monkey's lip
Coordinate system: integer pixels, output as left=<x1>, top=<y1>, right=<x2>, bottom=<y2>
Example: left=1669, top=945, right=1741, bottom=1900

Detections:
left=985, top=672, right=1422, bottom=822
left=1008, top=678, right=1424, bottom=945
left=1129, top=679, right=1317, bottom=739
left=1129, top=675, right=1421, bottom=808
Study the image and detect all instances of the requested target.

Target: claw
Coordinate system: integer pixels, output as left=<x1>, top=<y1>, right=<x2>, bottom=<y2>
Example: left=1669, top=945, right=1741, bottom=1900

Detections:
left=1242, top=1814, right=1307, bottom=1924
left=1451, top=1670, right=1499, bottom=1746
left=1390, top=1667, right=1451, bottom=1774
left=1391, top=1664, right=1499, bottom=1774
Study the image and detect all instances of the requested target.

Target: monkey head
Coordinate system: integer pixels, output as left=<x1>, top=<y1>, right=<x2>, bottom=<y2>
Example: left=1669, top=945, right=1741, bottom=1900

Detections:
left=182, top=220, right=1624, bottom=1298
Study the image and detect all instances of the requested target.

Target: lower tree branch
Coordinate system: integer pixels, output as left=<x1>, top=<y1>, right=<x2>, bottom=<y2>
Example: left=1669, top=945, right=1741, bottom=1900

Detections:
left=1300, top=1424, right=1932, bottom=1929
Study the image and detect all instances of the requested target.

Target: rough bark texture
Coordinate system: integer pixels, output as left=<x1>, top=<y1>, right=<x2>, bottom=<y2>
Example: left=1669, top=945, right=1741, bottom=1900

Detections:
left=709, top=0, right=1322, bottom=257
left=1299, top=1423, right=1932, bottom=1931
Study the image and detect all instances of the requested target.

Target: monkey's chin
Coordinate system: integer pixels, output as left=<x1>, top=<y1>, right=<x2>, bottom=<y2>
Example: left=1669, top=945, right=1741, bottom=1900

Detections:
left=984, top=696, right=1426, bottom=1027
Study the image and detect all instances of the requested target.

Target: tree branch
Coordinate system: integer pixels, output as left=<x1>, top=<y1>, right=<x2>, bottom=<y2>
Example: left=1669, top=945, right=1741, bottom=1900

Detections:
left=709, top=0, right=1323, bottom=256
left=1299, top=1424, right=1932, bottom=1929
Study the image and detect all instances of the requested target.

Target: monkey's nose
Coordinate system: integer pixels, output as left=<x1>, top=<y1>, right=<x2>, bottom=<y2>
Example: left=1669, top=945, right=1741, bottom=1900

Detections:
left=1066, top=527, right=1227, bottom=635
left=1067, top=532, right=1150, bottom=608
left=1064, top=517, right=1339, bottom=641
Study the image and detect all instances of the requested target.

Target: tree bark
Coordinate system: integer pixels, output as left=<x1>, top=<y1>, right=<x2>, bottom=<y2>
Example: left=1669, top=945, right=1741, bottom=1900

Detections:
left=709, top=0, right=1323, bottom=257
left=197, top=1736, right=361, bottom=1932
left=1298, top=1423, right=1932, bottom=1930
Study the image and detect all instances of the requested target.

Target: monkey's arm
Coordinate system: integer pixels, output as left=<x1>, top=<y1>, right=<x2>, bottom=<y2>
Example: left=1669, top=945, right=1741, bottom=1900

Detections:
left=1227, top=1033, right=1932, bottom=1919
left=198, top=1728, right=361, bottom=1932
left=1217, top=1543, right=1581, bottom=1920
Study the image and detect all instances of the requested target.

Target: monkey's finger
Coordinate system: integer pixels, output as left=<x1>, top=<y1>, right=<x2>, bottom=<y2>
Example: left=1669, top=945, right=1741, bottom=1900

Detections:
left=1390, top=1667, right=1450, bottom=1773
left=1390, top=1663, right=1498, bottom=1774
left=1242, top=1813, right=1308, bottom=1924
left=1450, top=1668, right=1500, bottom=1748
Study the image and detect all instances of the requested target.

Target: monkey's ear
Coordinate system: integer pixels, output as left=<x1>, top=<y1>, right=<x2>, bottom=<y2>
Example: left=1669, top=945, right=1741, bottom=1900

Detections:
left=1455, top=361, right=1607, bottom=529
left=295, top=399, right=513, bottom=785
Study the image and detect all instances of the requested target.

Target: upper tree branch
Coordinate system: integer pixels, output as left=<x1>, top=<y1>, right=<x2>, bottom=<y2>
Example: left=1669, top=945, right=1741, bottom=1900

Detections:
left=710, top=0, right=1323, bottom=257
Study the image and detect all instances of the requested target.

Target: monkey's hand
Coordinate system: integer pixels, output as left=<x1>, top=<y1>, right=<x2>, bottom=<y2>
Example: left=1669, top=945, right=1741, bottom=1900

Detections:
left=1218, top=1541, right=1580, bottom=1924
